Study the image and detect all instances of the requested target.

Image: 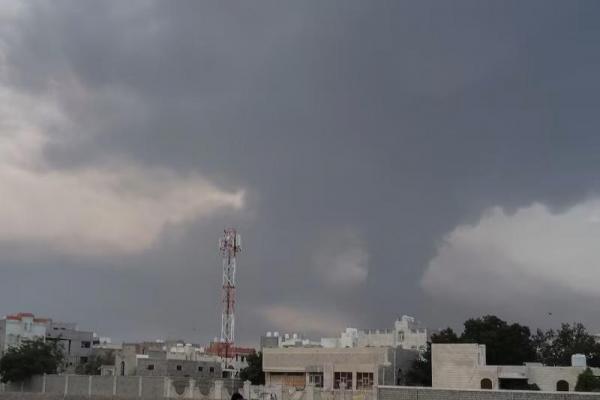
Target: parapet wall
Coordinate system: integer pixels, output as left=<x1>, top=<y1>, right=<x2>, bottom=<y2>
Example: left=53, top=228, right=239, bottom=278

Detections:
left=378, top=386, right=600, bottom=400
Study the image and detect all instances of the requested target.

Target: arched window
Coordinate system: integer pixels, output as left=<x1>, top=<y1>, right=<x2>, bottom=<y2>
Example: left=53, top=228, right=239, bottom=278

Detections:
left=481, top=378, right=493, bottom=390
left=556, top=380, right=569, bottom=392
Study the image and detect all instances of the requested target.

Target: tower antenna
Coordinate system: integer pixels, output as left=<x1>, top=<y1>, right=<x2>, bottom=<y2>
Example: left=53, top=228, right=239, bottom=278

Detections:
left=218, top=228, right=241, bottom=359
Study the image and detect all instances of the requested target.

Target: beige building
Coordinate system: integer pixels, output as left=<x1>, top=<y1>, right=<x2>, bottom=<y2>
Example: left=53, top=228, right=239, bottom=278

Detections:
left=263, top=346, right=417, bottom=390
left=432, top=343, right=600, bottom=392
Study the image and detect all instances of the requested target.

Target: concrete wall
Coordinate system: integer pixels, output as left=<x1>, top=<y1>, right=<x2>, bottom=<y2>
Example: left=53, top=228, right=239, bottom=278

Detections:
left=378, top=386, right=600, bottom=400
left=0, top=375, right=242, bottom=399
left=432, top=343, right=489, bottom=389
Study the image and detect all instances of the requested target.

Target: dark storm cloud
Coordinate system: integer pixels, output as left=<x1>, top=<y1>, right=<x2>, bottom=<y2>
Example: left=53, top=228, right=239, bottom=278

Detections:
left=1, top=0, right=600, bottom=343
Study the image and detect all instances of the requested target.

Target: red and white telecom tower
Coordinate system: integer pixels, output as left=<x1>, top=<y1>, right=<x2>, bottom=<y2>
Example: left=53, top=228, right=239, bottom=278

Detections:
left=218, top=228, right=241, bottom=359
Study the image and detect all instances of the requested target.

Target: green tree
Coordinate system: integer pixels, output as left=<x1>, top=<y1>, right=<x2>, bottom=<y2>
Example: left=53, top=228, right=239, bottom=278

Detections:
left=575, top=368, right=600, bottom=392
left=461, top=315, right=535, bottom=365
left=534, top=323, right=600, bottom=367
left=0, top=338, right=64, bottom=383
left=75, top=351, right=116, bottom=375
left=405, top=343, right=431, bottom=386
left=239, top=352, right=264, bottom=385
left=431, top=328, right=459, bottom=344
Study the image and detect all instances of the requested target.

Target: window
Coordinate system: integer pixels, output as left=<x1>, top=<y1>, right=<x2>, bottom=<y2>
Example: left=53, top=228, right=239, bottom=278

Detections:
left=481, top=378, right=493, bottom=390
left=308, top=372, right=323, bottom=388
left=557, top=380, right=569, bottom=392
left=334, top=372, right=352, bottom=390
left=209, top=367, right=215, bottom=373
left=176, top=365, right=182, bottom=371
left=147, top=364, right=155, bottom=371
left=357, top=373, right=373, bottom=389
left=81, top=341, right=91, bottom=348
left=397, top=331, right=404, bottom=342
left=80, top=357, right=88, bottom=364
left=198, top=366, right=203, bottom=372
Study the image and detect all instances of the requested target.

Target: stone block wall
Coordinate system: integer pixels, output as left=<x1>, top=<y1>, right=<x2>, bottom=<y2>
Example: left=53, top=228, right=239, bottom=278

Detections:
left=378, top=386, right=600, bottom=400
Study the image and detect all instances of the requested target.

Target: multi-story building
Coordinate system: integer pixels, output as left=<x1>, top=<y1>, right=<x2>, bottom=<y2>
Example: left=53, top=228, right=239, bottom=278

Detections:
left=0, top=312, right=95, bottom=372
left=262, top=346, right=418, bottom=390
left=0, top=313, right=50, bottom=355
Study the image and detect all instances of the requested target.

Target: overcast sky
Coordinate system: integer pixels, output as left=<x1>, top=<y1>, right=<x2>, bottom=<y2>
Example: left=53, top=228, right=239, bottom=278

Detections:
left=1, top=0, right=600, bottom=345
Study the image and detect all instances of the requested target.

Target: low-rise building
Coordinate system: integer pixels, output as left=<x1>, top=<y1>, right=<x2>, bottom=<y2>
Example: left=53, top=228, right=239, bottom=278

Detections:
left=137, top=358, right=222, bottom=379
left=46, top=321, right=94, bottom=371
left=263, top=346, right=418, bottom=390
left=115, top=341, right=223, bottom=379
left=432, top=343, right=600, bottom=392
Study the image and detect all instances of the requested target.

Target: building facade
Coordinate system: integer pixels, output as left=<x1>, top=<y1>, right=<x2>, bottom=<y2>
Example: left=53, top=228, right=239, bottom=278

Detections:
left=115, top=342, right=223, bottom=379
left=263, top=346, right=417, bottom=390
left=0, top=313, right=49, bottom=355
left=432, top=343, right=600, bottom=392
left=262, top=316, right=428, bottom=352
left=0, top=312, right=96, bottom=372
left=45, top=321, right=94, bottom=371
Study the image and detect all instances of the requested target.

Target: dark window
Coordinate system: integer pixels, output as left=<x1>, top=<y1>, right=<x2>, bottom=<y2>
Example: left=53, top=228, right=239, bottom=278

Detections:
left=176, top=365, right=182, bottom=371
left=81, top=341, right=91, bottom=348
left=481, top=379, right=493, bottom=390
left=356, top=373, right=373, bottom=389
left=209, top=367, right=215, bottom=373
left=557, top=380, right=569, bottom=392
left=308, top=372, right=323, bottom=388
left=334, top=372, right=352, bottom=390
left=198, top=366, right=203, bottom=372
left=147, top=364, right=155, bottom=371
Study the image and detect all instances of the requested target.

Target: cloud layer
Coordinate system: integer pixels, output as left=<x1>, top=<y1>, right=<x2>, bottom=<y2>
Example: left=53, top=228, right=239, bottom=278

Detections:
left=312, top=228, right=369, bottom=287
left=0, top=74, right=244, bottom=256
left=422, top=199, right=600, bottom=306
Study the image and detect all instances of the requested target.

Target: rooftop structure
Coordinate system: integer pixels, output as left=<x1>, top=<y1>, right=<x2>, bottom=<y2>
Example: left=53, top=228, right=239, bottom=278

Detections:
left=261, top=315, right=428, bottom=352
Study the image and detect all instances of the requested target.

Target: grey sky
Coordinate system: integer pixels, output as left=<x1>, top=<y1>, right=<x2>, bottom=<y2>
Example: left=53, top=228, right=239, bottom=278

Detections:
left=1, top=0, right=600, bottom=345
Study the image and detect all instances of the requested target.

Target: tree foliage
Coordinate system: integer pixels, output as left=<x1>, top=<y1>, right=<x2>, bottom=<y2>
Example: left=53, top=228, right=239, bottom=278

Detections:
left=405, top=343, right=431, bottom=386
left=461, top=315, right=535, bottom=365
left=239, top=352, right=264, bottom=385
left=75, top=351, right=115, bottom=375
left=575, top=368, right=600, bottom=392
left=533, top=323, right=600, bottom=367
left=431, top=328, right=459, bottom=344
left=0, top=338, right=64, bottom=383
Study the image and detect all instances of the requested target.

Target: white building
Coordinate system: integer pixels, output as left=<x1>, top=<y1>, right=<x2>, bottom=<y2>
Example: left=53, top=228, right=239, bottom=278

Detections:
left=0, top=312, right=50, bottom=355
left=432, top=343, right=600, bottom=392
left=264, top=315, right=428, bottom=352
left=324, top=316, right=428, bottom=352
